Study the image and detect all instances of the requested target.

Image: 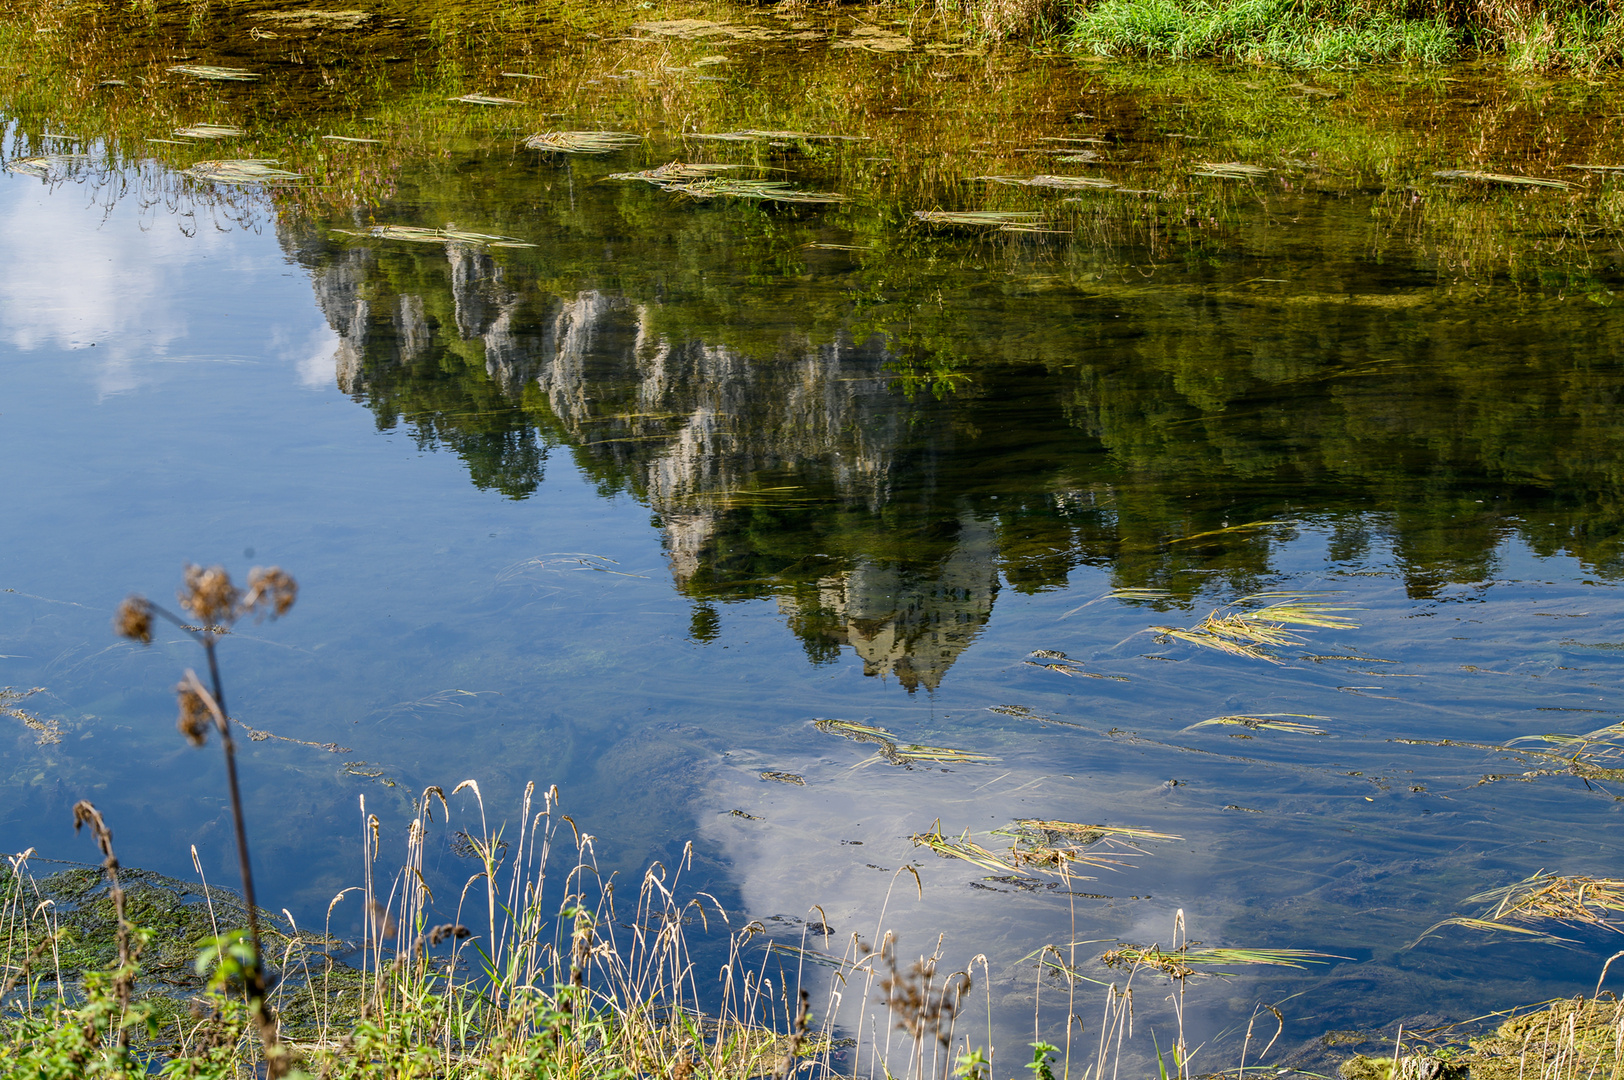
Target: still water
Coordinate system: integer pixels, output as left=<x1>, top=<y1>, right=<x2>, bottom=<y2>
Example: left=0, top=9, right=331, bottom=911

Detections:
left=5, top=9, right=1624, bottom=1067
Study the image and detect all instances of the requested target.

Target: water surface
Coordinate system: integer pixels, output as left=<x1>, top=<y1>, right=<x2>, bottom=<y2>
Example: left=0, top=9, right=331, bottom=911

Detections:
left=5, top=7, right=1624, bottom=1068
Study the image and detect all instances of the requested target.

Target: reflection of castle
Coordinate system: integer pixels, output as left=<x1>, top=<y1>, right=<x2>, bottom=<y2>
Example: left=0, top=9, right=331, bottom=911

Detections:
left=295, top=231, right=996, bottom=690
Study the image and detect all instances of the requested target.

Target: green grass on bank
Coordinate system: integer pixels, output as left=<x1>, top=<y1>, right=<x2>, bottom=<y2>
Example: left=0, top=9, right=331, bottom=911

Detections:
left=1072, top=0, right=1459, bottom=65
left=1066, top=0, right=1624, bottom=68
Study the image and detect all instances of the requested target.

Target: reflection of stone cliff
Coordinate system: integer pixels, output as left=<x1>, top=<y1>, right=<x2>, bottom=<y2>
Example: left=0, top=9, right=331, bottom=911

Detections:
left=283, top=197, right=1624, bottom=683
left=292, top=226, right=997, bottom=690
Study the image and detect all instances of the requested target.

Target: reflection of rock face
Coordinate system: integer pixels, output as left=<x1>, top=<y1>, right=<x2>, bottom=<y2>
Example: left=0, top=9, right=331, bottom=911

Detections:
left=294, top=228, right=992, bottom=690
left=776, top=514, right=998, bottom=692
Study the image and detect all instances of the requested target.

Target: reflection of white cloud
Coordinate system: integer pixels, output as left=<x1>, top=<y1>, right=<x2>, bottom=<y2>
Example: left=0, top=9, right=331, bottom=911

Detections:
left=0, top=169, right=288, bottom=396
left=277, top=323, right=342, bottom=389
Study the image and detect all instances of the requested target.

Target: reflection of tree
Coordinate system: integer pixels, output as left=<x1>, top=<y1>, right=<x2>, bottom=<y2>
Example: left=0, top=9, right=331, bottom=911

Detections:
left=283, top=189, right=1624, bottom=688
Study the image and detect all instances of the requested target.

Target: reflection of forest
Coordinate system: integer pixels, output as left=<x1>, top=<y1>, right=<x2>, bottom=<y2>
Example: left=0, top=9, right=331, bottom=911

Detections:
left=286, top=213, right=1624, bottom=688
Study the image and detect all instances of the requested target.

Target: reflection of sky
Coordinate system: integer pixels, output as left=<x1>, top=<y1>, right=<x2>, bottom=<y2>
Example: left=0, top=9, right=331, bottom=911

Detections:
left=0, top=166, right=331, bottom=395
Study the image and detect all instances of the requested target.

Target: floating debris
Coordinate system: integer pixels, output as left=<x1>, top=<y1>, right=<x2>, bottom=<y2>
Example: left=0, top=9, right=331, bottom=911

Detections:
left=174, top=124, right=244, bottom=139
left=322, top=134, right=382, bottom=144
left=759, top=770, right=805, bottom=785
left=996, top=820, right=1179, bottom=872
left=5, top=154, right=90, bottom=179
left=184, top=159, right=302, bottom=184
left=658, top=178, right=845, bottom=205
left=913, top=209, right=1048, bottom=230
left=524, top=130, right=643, bottom=154
left=1432, top=169, right=1573, bottom=189
left=1147, top=593, right=1358, bottom=663
left=1185, top=714, right=1331, bottom=735
left=978, top=174, right=1116, bottom=191
left=606, top=161, right=752, bottom=183
left=169, top=64, right=258, bottom=82
left=1566, top=164, right=1624, bottom=173
left=449, top=93, right=520, bottom=106
left=910, top=824, right=1027, bottom=877
left=814, top=717, right=992, bottom=767
left=333, top=224, right=536, bottom=248
left=1191, top=161, right=1270, bottom=179
left=686, top=129, right=866, bottom=143
left=254, top=9, right=371, bottom=29
left=1023, top=651, right=1129, bottom=680
left=831, top=25, right=912, bottom=52
left=1103, top=943, right=1341, bottom=977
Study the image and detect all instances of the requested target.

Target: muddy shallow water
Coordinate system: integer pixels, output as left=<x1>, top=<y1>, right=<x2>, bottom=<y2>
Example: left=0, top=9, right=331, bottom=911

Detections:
left=5, top=2, right=1624, bottom=1070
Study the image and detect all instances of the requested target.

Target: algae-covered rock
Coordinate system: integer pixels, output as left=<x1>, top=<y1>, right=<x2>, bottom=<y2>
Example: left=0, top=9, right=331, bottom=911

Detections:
left=1, top=865, right=363, bottom=1040
left=1339, top=1053, right=1468, bottom=1080
left=1460, top=996, right=1624, bottom=1080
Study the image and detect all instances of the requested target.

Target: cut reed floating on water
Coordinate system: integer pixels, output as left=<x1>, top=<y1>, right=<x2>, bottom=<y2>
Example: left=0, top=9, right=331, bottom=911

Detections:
left=5, top=154, right=89, bottom=178
left=524, top=130, right=643, bottom=154
left=1432, top=169, right=1574, bottom=189
left=169, top=65, right=258, bottom=81
left=658, top=178, right=846, bottom=205
left=333, top=224, right=536, bottom=248
left=913, top=209, right=1048, bottom=229
left=606, top=162, right=752, bottom=183
left=1102, top=943, right=1341, bottom=977
left=174, top=124, right=244, bottom=139
left=996, top=819, right=1177, bottom=872
left=1148, top=593, right=1359, bottom=663
left=910, top=823, right=1027, bottom=876
left=1192, top=162, right=1270, bottom=179
left=977, top=174, right=1116, bottom=191
left=1185, top=714, right=1331, bottom=735
left=184, top=159, right=302, bottom=184
left=448, top=93, right=520, bottom=106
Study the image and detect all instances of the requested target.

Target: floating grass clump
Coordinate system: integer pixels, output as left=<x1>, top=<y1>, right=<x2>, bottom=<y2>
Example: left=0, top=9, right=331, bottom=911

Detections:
left=913, top=209, right=1050, bottom=230
left=979, top=174, right=1118, bottom=190
left=1184, top=713, right=1331, bottom=734
left=1102, top=942, right=1341, bottom=977
left=910, top=822, right=1028, bottom=876
left=184, top=159, right=302, bottom=184
left=996, top=820, right=1179, bottom=872
left=4, top=154, right=89, bottom=178
left=168, top=65, right=257, bottom=81
left=1147, top=593, right=1359, bottom=663
left=606, top=161, right=752, bottom=183
left=1412, top=871, right=1624, bottom=946
left=619, top=173, right=846, bottom=204
left=814, top=718, right=992, bottom=767
left=1191, top=161, right=1271, bottom=179
left=523, top=130, right=643, bottom=154
left=334, top=224, right=536, bottom=247
left=1433, top=169, right=1575, bottom=189
left=174, top=124, right=244, bottom=140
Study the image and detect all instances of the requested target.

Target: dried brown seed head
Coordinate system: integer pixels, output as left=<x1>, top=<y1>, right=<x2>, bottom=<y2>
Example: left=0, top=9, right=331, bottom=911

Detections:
left=114, top=596, right=153, bottom=645
left=179, top=565, right=241, bottom=627
left=177, top=683, right=211, bottom=747
left=244, top=567, right=297, bottom=620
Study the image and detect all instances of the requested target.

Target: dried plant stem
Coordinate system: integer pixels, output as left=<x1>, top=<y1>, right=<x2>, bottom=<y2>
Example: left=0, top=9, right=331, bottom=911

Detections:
left=195, top=644, right=283, bottom=1074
